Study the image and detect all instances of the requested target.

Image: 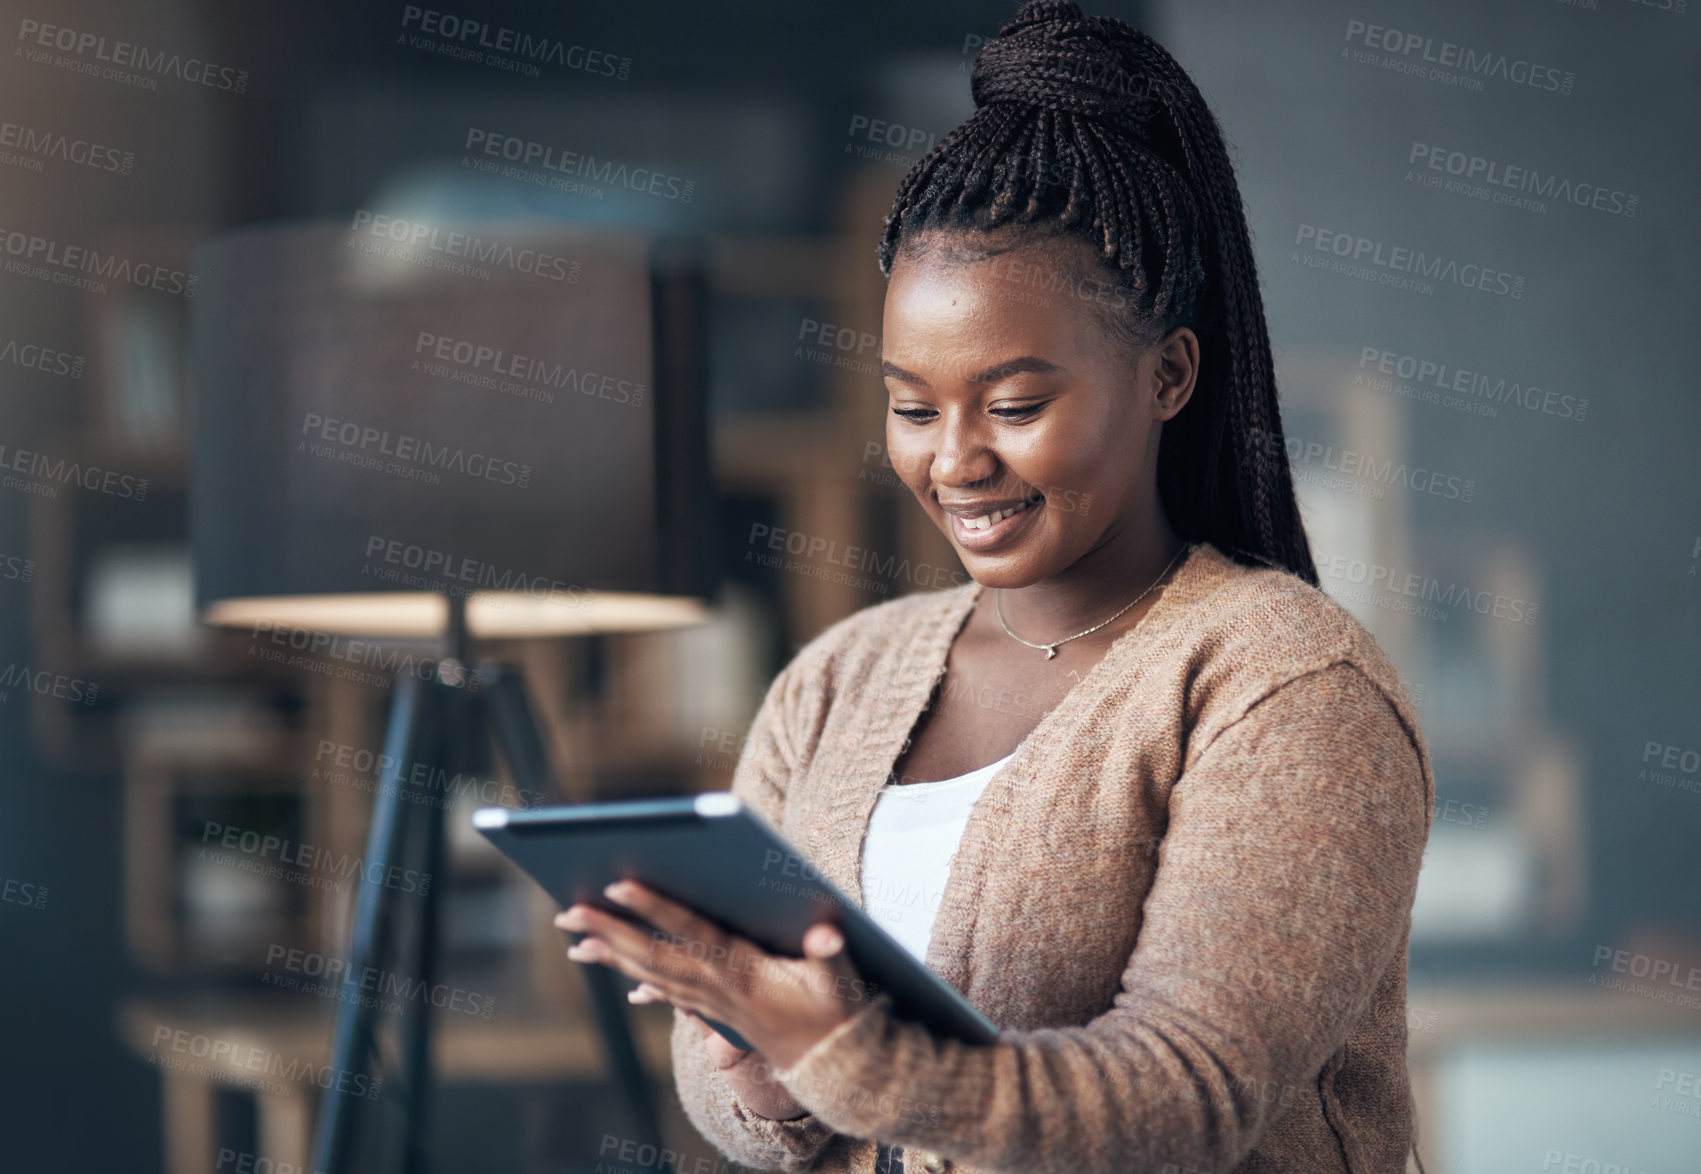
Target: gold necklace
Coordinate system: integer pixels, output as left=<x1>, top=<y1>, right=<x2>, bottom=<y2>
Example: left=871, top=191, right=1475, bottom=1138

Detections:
left=994, top=542, right=1188, bottom=659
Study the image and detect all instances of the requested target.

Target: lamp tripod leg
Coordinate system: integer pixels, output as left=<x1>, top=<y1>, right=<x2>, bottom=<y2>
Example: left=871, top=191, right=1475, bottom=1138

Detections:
left=313, top=671, right=441, bottom=1174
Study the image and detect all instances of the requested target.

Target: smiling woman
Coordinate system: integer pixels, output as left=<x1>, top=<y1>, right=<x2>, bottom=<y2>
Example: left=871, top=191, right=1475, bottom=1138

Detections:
left=560, top=3, right=1435, bottom=1173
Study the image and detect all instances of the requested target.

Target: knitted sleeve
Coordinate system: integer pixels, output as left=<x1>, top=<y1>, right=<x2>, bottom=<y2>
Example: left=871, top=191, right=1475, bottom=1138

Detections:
left=669, top=653, right=841, bottom=1172
left=767, top=659, right=1430, bottom=1174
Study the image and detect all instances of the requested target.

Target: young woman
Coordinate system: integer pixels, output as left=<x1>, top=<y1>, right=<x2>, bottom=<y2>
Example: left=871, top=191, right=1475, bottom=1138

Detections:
left=556, top=3, right=1432, bottom=1171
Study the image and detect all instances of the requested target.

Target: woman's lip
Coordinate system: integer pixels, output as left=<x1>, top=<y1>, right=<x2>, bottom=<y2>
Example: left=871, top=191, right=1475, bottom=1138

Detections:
left=947, top=498, right=1042, bottom=551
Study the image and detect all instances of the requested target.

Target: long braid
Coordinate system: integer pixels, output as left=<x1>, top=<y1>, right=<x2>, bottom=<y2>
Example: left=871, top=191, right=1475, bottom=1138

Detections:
left=877, top=0, right=1317, bottom=585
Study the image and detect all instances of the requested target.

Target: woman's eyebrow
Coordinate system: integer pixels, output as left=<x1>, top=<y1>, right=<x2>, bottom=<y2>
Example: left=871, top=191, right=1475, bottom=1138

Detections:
left=970, top=356, right=1062, bottom=384
left=880, top=356, right=1062, bottom=388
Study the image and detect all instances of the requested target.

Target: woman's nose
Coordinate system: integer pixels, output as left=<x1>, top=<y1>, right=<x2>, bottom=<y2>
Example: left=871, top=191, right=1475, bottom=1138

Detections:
left=931, top=417, right=997, bottom=486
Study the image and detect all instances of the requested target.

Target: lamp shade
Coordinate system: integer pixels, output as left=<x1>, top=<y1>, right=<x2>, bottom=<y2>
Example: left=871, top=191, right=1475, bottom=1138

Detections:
left=189, top=218, right=717, bottom=638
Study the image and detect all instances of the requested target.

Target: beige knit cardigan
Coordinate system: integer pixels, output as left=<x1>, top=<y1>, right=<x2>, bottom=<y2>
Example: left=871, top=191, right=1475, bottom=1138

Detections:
left=669, top=540, right=1434, bottom=1174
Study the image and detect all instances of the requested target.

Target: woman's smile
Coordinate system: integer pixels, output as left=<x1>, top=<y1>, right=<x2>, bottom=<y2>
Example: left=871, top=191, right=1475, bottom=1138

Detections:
left=940, top=491, right=1045, bottom=551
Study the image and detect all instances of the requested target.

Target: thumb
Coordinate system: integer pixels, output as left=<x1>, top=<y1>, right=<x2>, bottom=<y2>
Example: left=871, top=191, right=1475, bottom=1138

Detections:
left=801, top=922, right=874, bottom=1007
left=801, top=922, right=845, bottom=959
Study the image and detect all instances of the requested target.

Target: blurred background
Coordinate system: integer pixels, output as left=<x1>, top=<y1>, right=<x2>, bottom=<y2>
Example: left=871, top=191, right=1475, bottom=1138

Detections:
left=0, top=1, right=1696, bottom=1172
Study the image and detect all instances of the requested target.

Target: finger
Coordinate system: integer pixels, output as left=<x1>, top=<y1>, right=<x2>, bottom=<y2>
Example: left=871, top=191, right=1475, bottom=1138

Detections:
left=801, top=922, right=844, bottom=958
left=604, top=881, right=724, bottom=945
left=628, top=982, right=667, bottom=1005
left=565, top=935, right=609, bottom=965
left=566, top=931, right=728, bottom=1020
left=557, top=903, right=672, bottom=969
left=569, top=933, right=668, bottom=990
left=799, top=921, right=873, bottom=1007
left=598, top=885, right=783, bottom=1003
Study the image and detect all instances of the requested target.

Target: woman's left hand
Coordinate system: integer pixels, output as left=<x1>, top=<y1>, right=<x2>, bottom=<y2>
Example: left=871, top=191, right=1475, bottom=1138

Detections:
left=554, top=881, right=876, bottom=1071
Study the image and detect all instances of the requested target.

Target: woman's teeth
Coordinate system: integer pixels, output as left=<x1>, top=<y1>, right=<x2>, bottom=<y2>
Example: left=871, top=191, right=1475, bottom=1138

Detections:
left=963, top=498, right=1037, bottom=531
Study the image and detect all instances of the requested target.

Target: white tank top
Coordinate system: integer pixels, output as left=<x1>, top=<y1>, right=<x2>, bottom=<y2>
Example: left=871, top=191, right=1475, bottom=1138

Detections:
left=858, top=751, right=1015, bottom=964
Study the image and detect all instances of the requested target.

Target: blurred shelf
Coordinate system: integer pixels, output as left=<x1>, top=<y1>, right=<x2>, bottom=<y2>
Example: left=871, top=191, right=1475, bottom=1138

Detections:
left=117, top=990, right=677, bottom=1174
left=116, top=991, right=676, bottom=1083
left=1407, top=981, right=1701, bottom=1059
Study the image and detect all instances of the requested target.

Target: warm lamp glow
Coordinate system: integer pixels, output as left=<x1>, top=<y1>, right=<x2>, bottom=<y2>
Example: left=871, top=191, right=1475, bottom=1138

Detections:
left=201, top=591, right=711, bottom=639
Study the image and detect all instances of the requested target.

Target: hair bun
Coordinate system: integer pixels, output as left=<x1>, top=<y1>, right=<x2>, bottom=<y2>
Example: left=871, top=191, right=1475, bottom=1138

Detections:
left=970, top=0, right=1162, bottom=124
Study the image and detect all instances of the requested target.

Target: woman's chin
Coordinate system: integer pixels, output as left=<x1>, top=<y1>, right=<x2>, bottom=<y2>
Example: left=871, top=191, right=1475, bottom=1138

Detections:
left=958, top=552, right=1048, bottom=590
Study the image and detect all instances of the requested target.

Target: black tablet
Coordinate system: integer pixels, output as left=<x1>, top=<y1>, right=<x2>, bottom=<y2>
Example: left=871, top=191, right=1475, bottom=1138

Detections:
left=472, top=794, right=1000, bottom=1052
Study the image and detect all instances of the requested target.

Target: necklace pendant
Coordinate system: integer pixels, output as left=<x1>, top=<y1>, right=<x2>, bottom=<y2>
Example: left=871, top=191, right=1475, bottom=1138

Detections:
left=1044, top=645, right=1058, bottom=660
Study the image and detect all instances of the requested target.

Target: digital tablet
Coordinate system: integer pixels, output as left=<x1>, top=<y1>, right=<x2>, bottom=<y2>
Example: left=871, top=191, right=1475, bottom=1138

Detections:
left=472, top=794, right=1000, bottom=1052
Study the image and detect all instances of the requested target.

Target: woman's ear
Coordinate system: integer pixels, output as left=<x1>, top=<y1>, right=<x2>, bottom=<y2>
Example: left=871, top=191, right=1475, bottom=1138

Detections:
left=1151, top=326, right=1200, bottom=420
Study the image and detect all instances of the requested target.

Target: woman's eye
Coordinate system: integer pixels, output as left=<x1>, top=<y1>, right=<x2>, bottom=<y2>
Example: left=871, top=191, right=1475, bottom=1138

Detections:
left=889, top=405, right=1042, bottom=422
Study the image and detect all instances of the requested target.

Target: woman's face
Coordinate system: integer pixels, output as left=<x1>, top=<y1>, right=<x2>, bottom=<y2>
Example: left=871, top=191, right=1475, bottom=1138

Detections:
left=881, top=230, right=1197, bottom=589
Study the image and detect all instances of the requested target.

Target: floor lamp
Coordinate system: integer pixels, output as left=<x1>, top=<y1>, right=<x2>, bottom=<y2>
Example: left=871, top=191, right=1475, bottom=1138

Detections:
left=188, top=218, right=717, bottom=1173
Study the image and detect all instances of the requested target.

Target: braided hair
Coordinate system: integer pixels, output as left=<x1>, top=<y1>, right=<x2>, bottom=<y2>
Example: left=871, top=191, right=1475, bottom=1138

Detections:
left=877, top=0, right=1317, bottom=585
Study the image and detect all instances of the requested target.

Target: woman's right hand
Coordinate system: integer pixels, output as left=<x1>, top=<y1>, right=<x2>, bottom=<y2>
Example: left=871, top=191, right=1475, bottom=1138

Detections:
left=670, top=997, right=809, bottom=1121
